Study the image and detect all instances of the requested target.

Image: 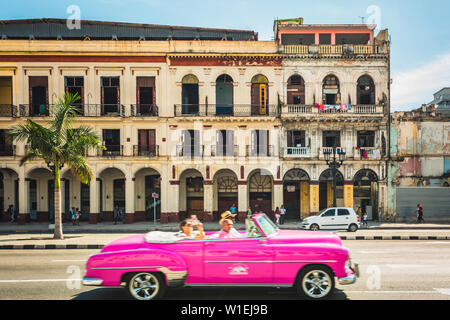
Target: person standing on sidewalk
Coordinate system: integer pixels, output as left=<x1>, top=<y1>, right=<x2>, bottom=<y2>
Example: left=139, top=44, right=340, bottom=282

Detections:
left=362, top=211, right=368, bottom=228
left=275, top=207, right=281, bottom=225
left=230, top=204, right=237, bottom=221
left=75, top=208, right=81, bottom=226
left=114, top=204, right=122, bottom=225
left=71, top=207, right=76, bottom=226
left=356, top=206, right=362, bottom=220
left=280, top=205, right=286, bottom=225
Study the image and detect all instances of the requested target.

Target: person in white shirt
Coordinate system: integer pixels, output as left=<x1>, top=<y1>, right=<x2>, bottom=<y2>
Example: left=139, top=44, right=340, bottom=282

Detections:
left=280, top=205, right=287, bottom=225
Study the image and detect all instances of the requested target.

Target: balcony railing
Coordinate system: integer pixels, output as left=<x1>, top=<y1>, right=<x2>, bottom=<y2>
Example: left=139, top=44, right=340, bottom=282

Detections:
left=20, top=104, right=54, bottom=117
left=133, top=145, right=159, bottom=157
left=283, top=147, right=310, bottom=158
left=281, top=104, right=383, bottom=116
left=246, top=145, right=276, bottom=157
left=354, top=147, right=382, bottom=160
left=281, top=44, right=388, bottom=55
left=174, top=104, right=278, bottom=117
left=0, top=105, right=18, bottom=117
left=211, top=145, right=239, bottom=157
left=176, top=145, right=205, bottom=158
left=83, top=104, right=125, bottom=117
left=99, top=145, right=123, bottom=157
left=0, top=145, right=15, bottom=156
left=319, top=147, right=345, bottom=160
left=131, top=104, right=158, bottom=117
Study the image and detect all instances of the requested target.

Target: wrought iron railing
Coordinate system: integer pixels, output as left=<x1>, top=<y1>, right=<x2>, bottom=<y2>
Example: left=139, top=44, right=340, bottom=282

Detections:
left=174, top=104, right=278, bottom=117
left=83, top=104, right=125, bottom=117
left=211, top=145, right=239, bottom=157
left=176, top=145, right=205, bottom=158
left=98, top=145, right=123, bottom=157
left=0, top=104, right=18, bottom=117
left=131, top=104, right=158, bottom=117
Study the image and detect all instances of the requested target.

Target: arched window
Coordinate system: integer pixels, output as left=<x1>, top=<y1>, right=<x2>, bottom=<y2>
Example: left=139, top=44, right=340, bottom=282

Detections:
left=287, top=75, right=305, bottom=105
left=357, top=75, right=375, bottom=105
left=322, top=75, right=340, bottom=105
left=181, top=74, right=199, bottom=115
left=216, top=74, right=233, bottom=115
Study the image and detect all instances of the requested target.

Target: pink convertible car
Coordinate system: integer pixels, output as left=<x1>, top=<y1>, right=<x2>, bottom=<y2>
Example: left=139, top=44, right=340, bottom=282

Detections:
left=83, top=213, right=359, bottom=300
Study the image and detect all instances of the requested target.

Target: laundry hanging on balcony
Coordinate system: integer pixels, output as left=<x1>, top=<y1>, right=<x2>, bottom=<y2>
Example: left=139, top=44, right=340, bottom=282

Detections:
left=315, top=104, right=351, bottom=111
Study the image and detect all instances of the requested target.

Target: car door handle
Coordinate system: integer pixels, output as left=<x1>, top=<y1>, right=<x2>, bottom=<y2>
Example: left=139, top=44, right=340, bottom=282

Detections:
left=205, top=242, right=216, bottom=246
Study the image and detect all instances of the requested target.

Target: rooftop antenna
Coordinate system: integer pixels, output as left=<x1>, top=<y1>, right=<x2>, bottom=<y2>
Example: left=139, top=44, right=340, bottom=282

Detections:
left=358, top=16, right=366, bottom=24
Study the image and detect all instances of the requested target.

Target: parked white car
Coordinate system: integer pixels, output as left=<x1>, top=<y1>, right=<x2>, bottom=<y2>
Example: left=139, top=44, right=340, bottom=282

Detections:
left=301, top=208, right=360, bottom=232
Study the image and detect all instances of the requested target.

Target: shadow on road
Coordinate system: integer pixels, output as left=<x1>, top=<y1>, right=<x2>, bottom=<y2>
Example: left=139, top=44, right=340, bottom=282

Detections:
left=72, top=286, right=348, bottom=300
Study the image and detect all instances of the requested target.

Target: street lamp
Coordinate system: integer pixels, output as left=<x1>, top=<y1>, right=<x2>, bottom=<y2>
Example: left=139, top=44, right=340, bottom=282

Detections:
left=323, top=146, right=346, bottom=208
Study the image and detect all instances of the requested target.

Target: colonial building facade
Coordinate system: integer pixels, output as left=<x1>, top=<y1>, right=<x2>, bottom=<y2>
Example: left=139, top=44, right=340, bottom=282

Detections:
left=0, top=18, right=390, bottom=224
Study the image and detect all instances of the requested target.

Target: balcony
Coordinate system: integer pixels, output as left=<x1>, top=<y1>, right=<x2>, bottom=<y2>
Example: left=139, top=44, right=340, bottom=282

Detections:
left=0, top=105, right=18, bottom=117
left=211, top=145, right=239, bottom=157
left=319, top=147, right=345, bottom=160
left=281, top=44, right=388, bottom=56
left=98, top=145, right=123, bottom=157
left=83, top=104, right=125, bottom=117
left=354, top=147, right=382, bottom=160
left=133, top=145, right=159, bottom=157
left=176, top=145, right=205, bottom=158
left=246, top=145, right=276, bottom=157
left=281, top=104, right=384, bottom=117
left=0, top=145, right=15, bottom=157
left=174, top=104, right=278, bottom=117
left=282, top=147, right=310, bottom=158
left=131, top=104, right=158, bottom=117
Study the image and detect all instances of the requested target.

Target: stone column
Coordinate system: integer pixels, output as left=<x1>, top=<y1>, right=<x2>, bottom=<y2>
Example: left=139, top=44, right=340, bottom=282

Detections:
left=273, top=181, right=283, bottom=211
left=89, top=176, right=99, bottom=224
left=344, top=180, right=354, bottom=209
left=309, top=181, right=319, bottom=216
left=237, top=181, right=248, bottom=222
left=18, top=168, right=28, bottom=224
left=161, top=181, right=179, bottom=223
left=125, top=176, right=135, bottom=224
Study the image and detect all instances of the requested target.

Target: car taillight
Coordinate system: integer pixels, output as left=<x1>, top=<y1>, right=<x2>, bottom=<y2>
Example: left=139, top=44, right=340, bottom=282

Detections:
left=357, top=216, right=360, bottom=222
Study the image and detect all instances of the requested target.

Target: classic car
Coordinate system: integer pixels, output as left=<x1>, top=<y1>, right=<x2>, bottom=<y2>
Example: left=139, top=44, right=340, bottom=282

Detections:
left=82, top=213, right=359, bottom=300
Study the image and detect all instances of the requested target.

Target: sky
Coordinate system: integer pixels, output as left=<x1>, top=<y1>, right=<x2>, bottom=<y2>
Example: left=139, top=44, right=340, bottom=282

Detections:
left=1, top=0, right=449, bottom=111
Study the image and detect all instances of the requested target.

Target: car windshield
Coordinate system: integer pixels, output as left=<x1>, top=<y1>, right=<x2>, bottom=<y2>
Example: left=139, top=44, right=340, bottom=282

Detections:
left=255, top=214, right=279, bottom=237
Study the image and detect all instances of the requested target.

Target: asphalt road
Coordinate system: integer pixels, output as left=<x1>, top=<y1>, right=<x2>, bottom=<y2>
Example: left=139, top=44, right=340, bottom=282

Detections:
left=1, top=241, right=450, bottom=300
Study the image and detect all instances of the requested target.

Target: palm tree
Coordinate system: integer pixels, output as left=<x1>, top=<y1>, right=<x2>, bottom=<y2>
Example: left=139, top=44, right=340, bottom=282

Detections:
left=8, top=93, right=104, bottom=239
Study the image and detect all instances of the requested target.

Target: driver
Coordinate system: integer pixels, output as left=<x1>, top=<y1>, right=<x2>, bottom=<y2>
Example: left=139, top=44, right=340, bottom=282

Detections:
left=211, top=218, right=242, bottom=239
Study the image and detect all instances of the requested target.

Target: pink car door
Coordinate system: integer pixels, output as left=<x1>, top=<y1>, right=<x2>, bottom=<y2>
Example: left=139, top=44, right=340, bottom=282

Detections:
left=203, top=238, right=274, bottom=284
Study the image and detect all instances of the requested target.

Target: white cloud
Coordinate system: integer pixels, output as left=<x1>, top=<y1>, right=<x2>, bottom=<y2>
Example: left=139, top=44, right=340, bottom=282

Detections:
left=391, top=52, right=450, bottom=111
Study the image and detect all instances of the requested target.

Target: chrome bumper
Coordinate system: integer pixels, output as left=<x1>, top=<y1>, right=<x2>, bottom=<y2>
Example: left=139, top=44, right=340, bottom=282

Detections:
left=338, top=262, right=359, bottom=285
left=82, top=278, right=103, bottom=286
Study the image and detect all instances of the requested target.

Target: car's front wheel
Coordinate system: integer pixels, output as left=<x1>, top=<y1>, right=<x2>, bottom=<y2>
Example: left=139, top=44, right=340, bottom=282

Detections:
left=296, top=265, right=335, bottom=300
left=126, top=272, right=167, bottom=300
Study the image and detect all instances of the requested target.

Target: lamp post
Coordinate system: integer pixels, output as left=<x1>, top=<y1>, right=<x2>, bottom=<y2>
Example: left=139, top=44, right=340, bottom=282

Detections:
left=323, top=146, right=346, bottom=208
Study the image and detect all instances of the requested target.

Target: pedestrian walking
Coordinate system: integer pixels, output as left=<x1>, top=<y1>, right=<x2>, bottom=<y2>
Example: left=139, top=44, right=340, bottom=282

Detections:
left=114, top=204, right=122, bottom=225
left=275, top=207, right=280, bottom=225
left=362, top=211, right=368, bottom=228
left=247, top=208, right=252, bottom=218
left=71, top=207, right=76, bottom=226
left=416, top=204, right=425, bottom=224
left=280, top=205, right=286, bottom=225
left=8, top=205, right=15, bottom=223
left=356, top=206, right=362, bottom=219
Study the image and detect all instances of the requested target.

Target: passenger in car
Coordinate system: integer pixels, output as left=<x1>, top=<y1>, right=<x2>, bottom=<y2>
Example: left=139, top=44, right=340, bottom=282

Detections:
left=210, top=218, right=242, bottom=239
left=175, top=219, right=205, bottom=239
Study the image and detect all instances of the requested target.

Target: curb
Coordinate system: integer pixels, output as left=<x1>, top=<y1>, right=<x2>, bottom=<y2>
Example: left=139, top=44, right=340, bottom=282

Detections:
left=1, top=236, right=450, bottom=249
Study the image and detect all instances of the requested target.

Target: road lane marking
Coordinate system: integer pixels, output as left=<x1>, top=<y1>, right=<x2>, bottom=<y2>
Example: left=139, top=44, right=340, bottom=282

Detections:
left=0, top=279, right=82, bottom=283
left=434, top=289, right=450, bottom=296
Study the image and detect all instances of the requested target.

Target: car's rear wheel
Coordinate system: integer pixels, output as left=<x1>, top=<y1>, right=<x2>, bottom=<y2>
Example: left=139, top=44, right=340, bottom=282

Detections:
left=310, top=224, right=320, bottom=231
left=296, top=265, right=335, bottom=300
left=348, top=224, right=358, bottom=232
left=126, top=272, right=167, bottom=300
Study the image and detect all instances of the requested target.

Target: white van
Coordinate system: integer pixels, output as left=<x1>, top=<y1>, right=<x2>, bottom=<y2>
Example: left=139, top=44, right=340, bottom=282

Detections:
left=301, top=207, right=360, bottom=232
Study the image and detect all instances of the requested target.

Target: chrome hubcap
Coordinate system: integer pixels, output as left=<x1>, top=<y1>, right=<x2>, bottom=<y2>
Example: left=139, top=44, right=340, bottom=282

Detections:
left=302, top=270, right=332, bottom=299
left=129, top=273, right=159, bottom=300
